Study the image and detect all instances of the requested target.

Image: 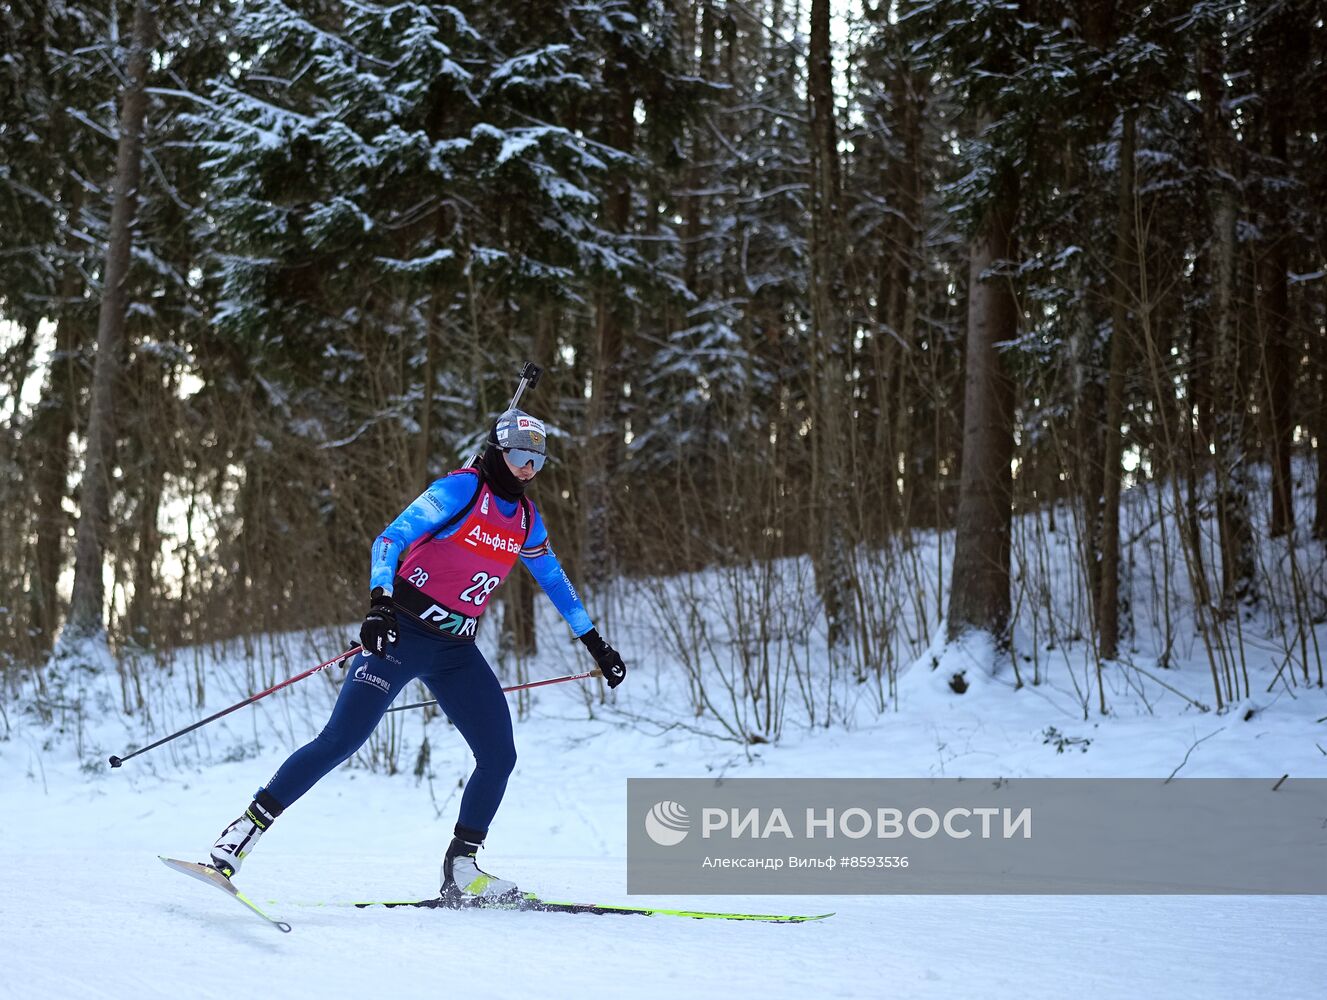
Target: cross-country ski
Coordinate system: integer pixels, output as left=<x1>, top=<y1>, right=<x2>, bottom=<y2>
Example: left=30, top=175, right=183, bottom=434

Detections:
left=159, top=857, right=292, bottom=933
left=346, top=894, right=833, bottom=923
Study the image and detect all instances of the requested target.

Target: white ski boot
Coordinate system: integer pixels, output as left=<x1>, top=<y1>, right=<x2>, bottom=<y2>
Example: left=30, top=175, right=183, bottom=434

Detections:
left=209, top=801, right=277, bottom=879
left=441, top=828, right=521, bottom=904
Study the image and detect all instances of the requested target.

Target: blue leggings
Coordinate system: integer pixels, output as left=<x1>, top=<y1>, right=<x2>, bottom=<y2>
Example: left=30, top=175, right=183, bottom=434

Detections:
left=264, top=616, right=515, bottom=834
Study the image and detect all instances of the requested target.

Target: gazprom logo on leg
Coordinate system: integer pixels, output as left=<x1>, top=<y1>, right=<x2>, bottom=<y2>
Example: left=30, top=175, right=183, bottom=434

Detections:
left=353, top=661, right=391, bottom=694
left=645, top=801, right=690, bottom=846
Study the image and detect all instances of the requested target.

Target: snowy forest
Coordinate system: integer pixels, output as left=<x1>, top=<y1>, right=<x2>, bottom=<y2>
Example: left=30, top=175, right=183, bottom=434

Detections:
left=2, top=0, right=1326, bottom=738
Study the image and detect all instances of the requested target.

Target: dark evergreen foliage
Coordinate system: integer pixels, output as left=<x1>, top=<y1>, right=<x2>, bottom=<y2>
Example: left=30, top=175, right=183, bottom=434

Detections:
left=0, top=0, right=1322, bottom=698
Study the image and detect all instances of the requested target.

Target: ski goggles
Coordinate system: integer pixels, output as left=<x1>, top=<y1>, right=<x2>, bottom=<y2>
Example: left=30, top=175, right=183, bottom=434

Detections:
left=503, top=447, right=546, bottom=472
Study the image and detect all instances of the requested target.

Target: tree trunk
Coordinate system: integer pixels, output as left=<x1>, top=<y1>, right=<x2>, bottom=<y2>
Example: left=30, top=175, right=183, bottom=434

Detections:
left=1261, top=229, right=1293, bottom=540
left=1098, top=108, right=1136, bottom=661
left=682, top=1, right=714, bottom=295
left=64, top=0, right=154, bottom=642
left=581, top=63, right=635, bottom=591
left=1198, top=39, right=1255, bottom=604
left=126, top=448, right=166, bottom=646
left=947, top=164, right=1018, bottom=642
left=1079, top=0, right=1125, bottom=637
left=27, top=179, right=88, bottom=654
left=1261, top=63, right=1294, bottom=538
left=871, top=48, right=926, bottom=537
left=1317, top=340, right=1327, bottom=540
left=807, top=0, right=857, bottom=658
left=417, top=293, right=438, bottom=482
left=1074, top=247, right=1106, bottom=620
left=124, top=359, right=173, bottom=646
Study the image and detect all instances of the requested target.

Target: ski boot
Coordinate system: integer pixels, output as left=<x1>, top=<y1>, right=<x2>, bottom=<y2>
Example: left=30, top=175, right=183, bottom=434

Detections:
left=208, top=791, right=282, bottom=879
left=440, top=825, right=522, bottom=905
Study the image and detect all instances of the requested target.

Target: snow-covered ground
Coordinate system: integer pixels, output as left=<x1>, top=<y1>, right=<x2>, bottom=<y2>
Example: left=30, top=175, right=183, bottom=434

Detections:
left=5, top=607, right=1325, bottom=1000
left=9, top=464, right=1327, bottom=999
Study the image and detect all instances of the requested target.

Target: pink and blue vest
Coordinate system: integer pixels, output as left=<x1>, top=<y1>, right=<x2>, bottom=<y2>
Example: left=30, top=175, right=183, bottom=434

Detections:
left=393, top=470, right=531, bottom=638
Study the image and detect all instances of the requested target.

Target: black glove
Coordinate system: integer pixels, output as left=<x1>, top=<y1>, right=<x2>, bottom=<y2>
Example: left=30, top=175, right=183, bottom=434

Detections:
left=579, top=628, right=626, bottom=689
left=360, top=588, right=399, bottom=657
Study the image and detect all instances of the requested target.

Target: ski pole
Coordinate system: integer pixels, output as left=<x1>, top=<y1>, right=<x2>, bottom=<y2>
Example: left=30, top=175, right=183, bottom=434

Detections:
left=385, top=667, right=602, bottom=714
left=461, top=360, right=543, bottom=468
left=107, top=646, right=362, bottom=768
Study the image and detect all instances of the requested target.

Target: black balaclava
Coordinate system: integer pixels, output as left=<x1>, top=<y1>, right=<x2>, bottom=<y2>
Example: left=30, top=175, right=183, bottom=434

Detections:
left=480, top=445, right=526, bottom=502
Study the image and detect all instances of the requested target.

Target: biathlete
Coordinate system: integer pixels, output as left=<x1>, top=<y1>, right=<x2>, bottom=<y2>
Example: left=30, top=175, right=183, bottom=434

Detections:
left=205, top=408, right=626, bottom=902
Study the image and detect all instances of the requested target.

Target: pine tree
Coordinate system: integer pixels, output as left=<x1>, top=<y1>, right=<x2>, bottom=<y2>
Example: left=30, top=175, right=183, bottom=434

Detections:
left=909, top=1, right=1041, bottom=645
left=64, top=0, right=156, bottom=644
left=806, top=0, right=858, bottom=659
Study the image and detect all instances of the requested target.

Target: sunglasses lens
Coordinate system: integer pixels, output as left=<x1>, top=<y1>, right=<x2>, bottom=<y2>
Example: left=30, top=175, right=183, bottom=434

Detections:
left=506, top=448, right=545, bottom=471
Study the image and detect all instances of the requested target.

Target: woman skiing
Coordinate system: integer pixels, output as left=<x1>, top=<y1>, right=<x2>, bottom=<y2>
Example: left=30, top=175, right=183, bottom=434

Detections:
left=205, top=408, right=627, bottom=903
